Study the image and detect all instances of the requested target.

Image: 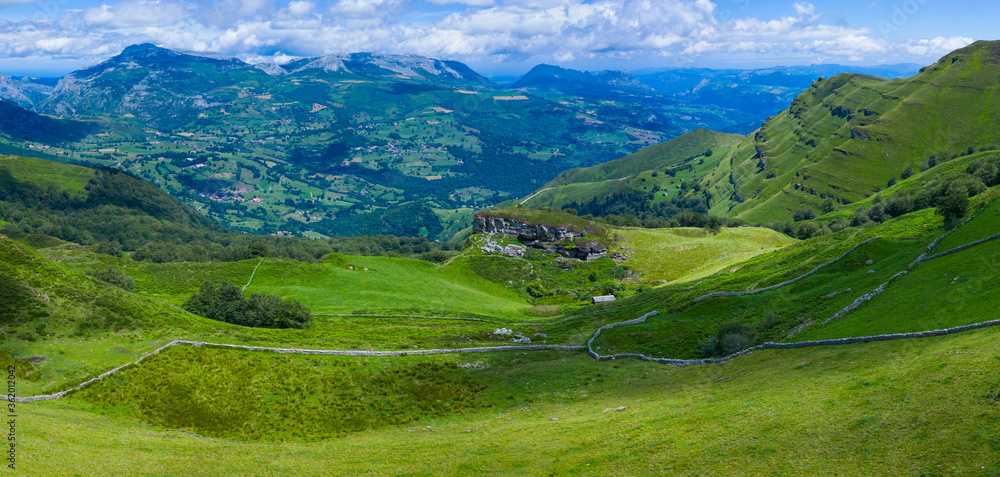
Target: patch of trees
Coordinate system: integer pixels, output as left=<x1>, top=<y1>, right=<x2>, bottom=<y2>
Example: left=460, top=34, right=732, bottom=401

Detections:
left=287, top=129, right=368, bottom=170
left=562, top=188, right=745, bottom=231
left=183, top=281, right=311, bottom=329
left=781, top=154, right=1000, bottom=239
left=315, top=202, right=444, bottom=240
left=0, top=166, right=460, bottom=263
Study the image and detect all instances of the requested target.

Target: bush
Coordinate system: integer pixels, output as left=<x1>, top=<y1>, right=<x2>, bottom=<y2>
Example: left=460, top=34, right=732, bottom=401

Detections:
left=796, top=222, right=829, bottom=240
left=867, top=203, right=888, bottom=223
left=848, top=208, right=871, bottom=227
left=86, top=266, right=135, bottom=292
left=884, top=195, right=914, bottom=218
left=793, top=208, right=816, bottom=222
left=706, top=323, right=757, bottom=357
left=900, top=165, right=915, bottom=180
left=821, top=199, right=836, bottom=214
left=768, top=222, right=795, bottom=237
left=95, top=241, right=123, bottom=257
left=183, top=281, right=311, bottom=329
left=936, top=192, right=969, bottom=222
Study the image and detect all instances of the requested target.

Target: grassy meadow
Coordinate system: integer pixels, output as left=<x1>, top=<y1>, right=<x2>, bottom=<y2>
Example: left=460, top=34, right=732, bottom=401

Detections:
left=17, top=325, right=1000, bottom=475
left=614, top=226, right=796, bottom=283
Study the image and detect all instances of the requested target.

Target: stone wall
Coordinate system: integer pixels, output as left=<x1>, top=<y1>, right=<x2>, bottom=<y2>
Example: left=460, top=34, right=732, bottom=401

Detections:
left=694, top=237, right=879, bottom=302
left=19, top=215, right=1000, bottom=403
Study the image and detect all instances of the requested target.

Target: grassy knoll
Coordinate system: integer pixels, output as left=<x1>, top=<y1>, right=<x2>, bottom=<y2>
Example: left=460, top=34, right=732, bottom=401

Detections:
left=19, top=326, right=1000, bottom=475
left=0, top=154, right=95, bottom=197
left=244, top=255, right=532, bottom=316
left=103, top=253, right=534, bottom=317
left=614, top=226, right=796, bottom=283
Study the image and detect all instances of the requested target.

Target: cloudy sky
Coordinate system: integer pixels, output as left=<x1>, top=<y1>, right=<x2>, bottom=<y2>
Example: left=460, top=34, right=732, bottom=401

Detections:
left=0, top=0, right=990, bottom=76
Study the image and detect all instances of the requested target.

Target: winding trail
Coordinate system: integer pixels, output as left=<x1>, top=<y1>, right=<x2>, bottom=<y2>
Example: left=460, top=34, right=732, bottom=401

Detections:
left=242, top=258, right=266, bottom=292
left=17, top=215, right=1000, bottom=403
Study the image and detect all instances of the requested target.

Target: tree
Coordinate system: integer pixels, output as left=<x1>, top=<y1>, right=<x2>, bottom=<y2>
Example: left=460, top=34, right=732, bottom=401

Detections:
left=900, top=165, right=915, bottom=180
left=867, top=202, right=888, bottom=223
left=248, top=241, right=269, bottom=257
left=936, top=192, right=969, bottom=222
left=793, top=208, right=816, bottom=222
left=86, top=266, right=135, bottom=292
left=821, top=199, right=835, bottom=214
left=183, top=281, right=311, bottom=329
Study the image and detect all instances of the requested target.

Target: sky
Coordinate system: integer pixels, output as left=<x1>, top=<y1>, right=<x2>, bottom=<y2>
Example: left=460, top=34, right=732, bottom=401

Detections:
left=0, top=0, right=991, bottom=77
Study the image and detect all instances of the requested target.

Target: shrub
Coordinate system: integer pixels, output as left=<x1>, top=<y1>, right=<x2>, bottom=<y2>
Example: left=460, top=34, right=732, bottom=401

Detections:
left=884, top=195, right=914, bottom=218
left=86, top=266, right=135, bottom=292
left=900, top=165, right=915, bottom=180
left=848, top=208, right=871, bottom=227
left=183, top=281, right=311, bottom=329
left=704, top=323, right=757, bottom=357
left=95, top=241, right=123, bottom=257
left=867, top=203, right=888, bottom=223
left=936, top=192, right=969, bottom=222
left=793, top=208, right=816, bottom=222
left=821, top=199, right=836, bottom=214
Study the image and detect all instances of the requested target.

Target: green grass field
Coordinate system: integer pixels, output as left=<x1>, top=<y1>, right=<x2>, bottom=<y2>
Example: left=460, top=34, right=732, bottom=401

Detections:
left=0, top=154, right=95, bottom=197
left=17, top=325, right=1000, bottom=475
left=614, top=226, right=796, bottom=283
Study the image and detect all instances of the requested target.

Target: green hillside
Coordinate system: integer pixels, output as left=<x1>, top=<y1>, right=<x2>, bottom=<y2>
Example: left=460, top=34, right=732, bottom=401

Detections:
left=8, top=182, right=1000, bottom=475
left=20, top=320, right=1000, bottom=475
left=513, top=129, right=742, bottom=217
left=545, top=128, right=744, bottom=186
left=8, top=42, right=1000, bottom=476
left=707, top=40, right=1000, bottom=223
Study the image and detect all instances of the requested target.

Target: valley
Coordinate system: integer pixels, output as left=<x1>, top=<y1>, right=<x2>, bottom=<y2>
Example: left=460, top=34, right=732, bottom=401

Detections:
left=2, top=40, right=1000, bottom=476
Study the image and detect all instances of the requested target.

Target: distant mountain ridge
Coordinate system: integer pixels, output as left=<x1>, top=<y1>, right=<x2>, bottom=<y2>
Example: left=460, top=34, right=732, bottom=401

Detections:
left=511, top=64, right=655, bottom=98
left=35, top=44, right=497, bottom=130
left=0, top=73, right=56, bottom=108
left=513, top=41, right=1000, bottom=225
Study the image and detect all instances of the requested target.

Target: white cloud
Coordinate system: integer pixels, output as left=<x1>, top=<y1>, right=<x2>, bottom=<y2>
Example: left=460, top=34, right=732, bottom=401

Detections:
left=331, top=0, right=406, bottom=18
left=84, top=1, right=192, bottom=28
left=0, top=0, right=979, bottom=70
left=425, top=0, right=494, bottom=6
left=792, top=2, right=815, bottom=16
left=904, top=36, right=974, bottom=57
left=288, top=0, right=314, bottom=16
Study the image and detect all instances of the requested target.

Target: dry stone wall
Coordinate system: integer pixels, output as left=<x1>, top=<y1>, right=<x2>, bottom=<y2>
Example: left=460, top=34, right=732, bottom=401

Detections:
left=694, top=237, right=879, bottom=302
left=18, top=216, right=1000, bottom=403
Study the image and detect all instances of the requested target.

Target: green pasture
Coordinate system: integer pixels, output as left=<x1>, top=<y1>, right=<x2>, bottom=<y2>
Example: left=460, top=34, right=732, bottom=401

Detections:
left=18, top=325, right=1000, bottom=475
left=614, top=226, right=796, bottom=283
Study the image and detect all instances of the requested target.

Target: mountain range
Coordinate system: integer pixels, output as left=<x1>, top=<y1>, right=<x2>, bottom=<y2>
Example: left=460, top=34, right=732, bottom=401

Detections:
left=4, top=41, right=1000, bottom=475
left=0, top=43, right=923, bottom=239
left=516, top=40, right=1000, bottom=227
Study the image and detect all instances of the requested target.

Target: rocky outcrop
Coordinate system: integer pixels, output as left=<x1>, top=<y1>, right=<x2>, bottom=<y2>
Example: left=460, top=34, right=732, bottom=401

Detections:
left=472, top=214, right=607, bottom=261
left=473, top=214, right=584, bottom=241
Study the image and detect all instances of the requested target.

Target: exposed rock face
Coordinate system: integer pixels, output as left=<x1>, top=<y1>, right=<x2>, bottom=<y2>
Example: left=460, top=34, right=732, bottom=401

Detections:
left=472, top=214, right=607, bottom=261
left=473, top=214, right=583, bottom=241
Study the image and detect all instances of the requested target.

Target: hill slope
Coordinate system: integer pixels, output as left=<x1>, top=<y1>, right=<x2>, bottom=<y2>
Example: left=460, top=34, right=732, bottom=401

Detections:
left=706, top=40, right=1000, bottom=222
left=516, top=128, right=743, bottom=212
